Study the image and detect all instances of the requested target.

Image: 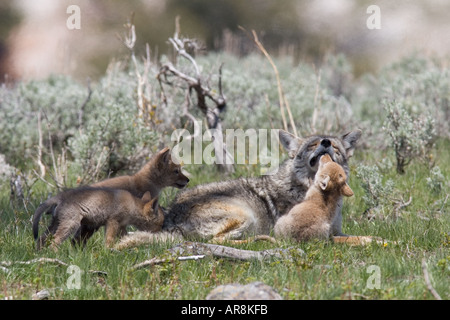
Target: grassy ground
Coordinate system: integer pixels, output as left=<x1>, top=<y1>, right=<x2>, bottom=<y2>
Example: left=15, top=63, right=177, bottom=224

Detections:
left=0, top=140, right=448, bottom=300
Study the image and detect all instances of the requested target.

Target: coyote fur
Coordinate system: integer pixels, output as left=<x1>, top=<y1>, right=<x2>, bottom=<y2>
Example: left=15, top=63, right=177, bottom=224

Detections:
left=81, top=146, right=189, bottom=239
left=32, top=188, right=161, bottom=250
left=91, top=147, right=189, bottom=198
left=118, top=129, right=369, bottom=248
left=274, top=154, right=354, bottom=241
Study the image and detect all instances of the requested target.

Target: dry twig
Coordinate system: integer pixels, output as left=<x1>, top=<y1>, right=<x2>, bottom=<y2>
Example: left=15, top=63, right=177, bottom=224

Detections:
left=131, top=241, right=304, bottom=270
left=421, top=258, right=442, bottom=300
left=0, top=258, right=107, bottom=276
left=241, top=27, right=297, bottom=137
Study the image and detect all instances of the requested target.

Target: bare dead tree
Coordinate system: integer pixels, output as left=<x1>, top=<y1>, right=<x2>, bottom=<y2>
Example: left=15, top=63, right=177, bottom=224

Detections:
left=158, top=17, right=234, bottom=173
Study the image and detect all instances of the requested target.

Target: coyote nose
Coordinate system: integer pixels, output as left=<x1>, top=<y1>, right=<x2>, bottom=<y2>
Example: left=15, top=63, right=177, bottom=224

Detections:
left=321, top=139, right=331, bottom=148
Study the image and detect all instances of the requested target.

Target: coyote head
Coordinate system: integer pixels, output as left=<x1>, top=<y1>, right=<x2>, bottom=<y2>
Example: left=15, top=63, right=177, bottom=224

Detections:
left=279, top=129, right=361, bottom=185
left=315, top=154, right=354, bottom=197
left=141, top=192, right=165, bottom=231
left=155, top=147, right=190, bottom=189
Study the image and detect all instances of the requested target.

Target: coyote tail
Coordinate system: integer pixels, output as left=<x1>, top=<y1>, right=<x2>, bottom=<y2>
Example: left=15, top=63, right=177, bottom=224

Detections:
left=32, top=197, right=59, bottom=240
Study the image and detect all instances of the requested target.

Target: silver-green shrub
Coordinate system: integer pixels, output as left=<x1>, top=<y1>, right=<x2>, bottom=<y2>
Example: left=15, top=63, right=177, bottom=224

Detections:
left=0, top=76, right=86, bottom=167
left=426, top=166, right=445, bottom=194
left=383, top=100, right=435, bottom=174
left=356, top=164, right=395, bottom=216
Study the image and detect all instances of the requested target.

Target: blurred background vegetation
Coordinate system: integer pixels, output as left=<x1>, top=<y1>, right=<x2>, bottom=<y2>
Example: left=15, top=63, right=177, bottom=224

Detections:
left=1, top=0, right=450, bottom=80
left=0, top=0, right=448, bottom=194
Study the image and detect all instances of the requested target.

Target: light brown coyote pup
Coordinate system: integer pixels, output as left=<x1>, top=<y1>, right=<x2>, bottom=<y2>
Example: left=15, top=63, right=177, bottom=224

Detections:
left=32, top=188, right=162, bottom=250
left=274, top=154, right=354, bottom=242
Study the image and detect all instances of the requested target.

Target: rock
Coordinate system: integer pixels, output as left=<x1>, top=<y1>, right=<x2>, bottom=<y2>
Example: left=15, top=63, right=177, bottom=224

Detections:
left=206, top=282, right=283, bottom=300
left=32, top=289, right=50, bottom=300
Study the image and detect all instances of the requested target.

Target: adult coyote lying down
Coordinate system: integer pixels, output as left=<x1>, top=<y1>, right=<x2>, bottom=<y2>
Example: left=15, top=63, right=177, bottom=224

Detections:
left=119, top=129, right=377, bottom=248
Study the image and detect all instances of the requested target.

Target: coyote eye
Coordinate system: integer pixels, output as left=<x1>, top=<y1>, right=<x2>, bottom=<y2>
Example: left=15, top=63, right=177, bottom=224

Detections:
left=333, top=147, right=341, bottom=156
left=308, top=142, right=318, bottom=150
left=174, top=169, right=179, bottom=174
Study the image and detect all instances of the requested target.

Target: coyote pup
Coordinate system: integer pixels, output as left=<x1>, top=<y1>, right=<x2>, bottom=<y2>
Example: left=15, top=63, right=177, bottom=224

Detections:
left=86, top=146, right=189, bottom=238
left=32, top=188, right=162, bottom=250
left=92, top=147, right=189, bottom=198
left=274, top=154, right=354, bottom=241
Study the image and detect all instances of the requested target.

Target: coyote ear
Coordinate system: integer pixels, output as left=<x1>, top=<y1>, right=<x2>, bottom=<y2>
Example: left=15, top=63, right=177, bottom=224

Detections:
left=319, top=154, right=332, bottom=166
left=279, top=130, right=303, bottom=158
left=156, top=147, right=171, bottom=166
left=141, top=191, right=152, bottom=203
left=150, top=197, right=159, bottom=212
left=341, top=129, right=362, bottom=158
left=342, top=183, right=354, bottom=197
left=319, top=175, right=330, bottom=191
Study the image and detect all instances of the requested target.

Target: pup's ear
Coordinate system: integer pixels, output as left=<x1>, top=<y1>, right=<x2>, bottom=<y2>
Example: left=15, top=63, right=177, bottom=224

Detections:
left=279, top=130, right=304, bottom=158
left=150, top=197, right=159, bottom=213
left=319, top=154, right=332, bottom=166
left=341, top=129, right=362, bottom=158
left=319, top=175, right=330, bottom=191
left=341, top=183, right=354, bottom=197
left=156, top=147, right=171, bottom=166
left=144, top=197, right=159, bottom=216
left=141, top=191, right=152, bottom=203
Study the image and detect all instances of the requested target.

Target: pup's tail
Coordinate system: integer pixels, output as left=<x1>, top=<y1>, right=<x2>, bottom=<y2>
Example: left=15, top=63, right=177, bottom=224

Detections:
left=32, top=196, right=59, bottom=240
left=115, top=231, right=182, bottom=250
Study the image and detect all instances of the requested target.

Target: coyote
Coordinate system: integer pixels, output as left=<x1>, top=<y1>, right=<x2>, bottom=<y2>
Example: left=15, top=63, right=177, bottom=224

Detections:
left=274, top=154, right=354, bottom=241
left=117, top=129, right=363, bottom=248
left=92, top=147, right=190, bottom=198
left=83, top=146, right=189, bottom=239
left=32, top=188, right=161, bottom=250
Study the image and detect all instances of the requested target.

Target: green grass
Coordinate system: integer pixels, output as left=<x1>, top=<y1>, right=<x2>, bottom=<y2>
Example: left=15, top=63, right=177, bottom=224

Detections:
left=0, top=141, right=448, bottom=300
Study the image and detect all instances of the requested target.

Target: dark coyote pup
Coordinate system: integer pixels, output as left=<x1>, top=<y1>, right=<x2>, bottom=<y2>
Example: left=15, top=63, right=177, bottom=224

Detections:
left=32, top=188, right=161, bottom=250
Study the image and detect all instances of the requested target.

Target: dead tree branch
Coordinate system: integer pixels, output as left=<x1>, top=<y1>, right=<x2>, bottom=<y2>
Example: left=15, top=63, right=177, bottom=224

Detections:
left=0, top=258, right=107, bottom=276
left=158, top=18, right=233, bottom=172
left=0, top=257, right=69, bottom=267
left=421, top=258, right=442, bottom=300
left=131, top=255, right=205, bottom=270
left=131, top=241, right=304, bottom=270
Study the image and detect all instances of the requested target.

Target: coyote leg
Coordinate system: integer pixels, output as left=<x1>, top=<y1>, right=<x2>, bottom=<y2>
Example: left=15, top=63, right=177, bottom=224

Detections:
left=51, top=218, right=82, bottom=251
left=105, top=220, right=120, bottom=248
